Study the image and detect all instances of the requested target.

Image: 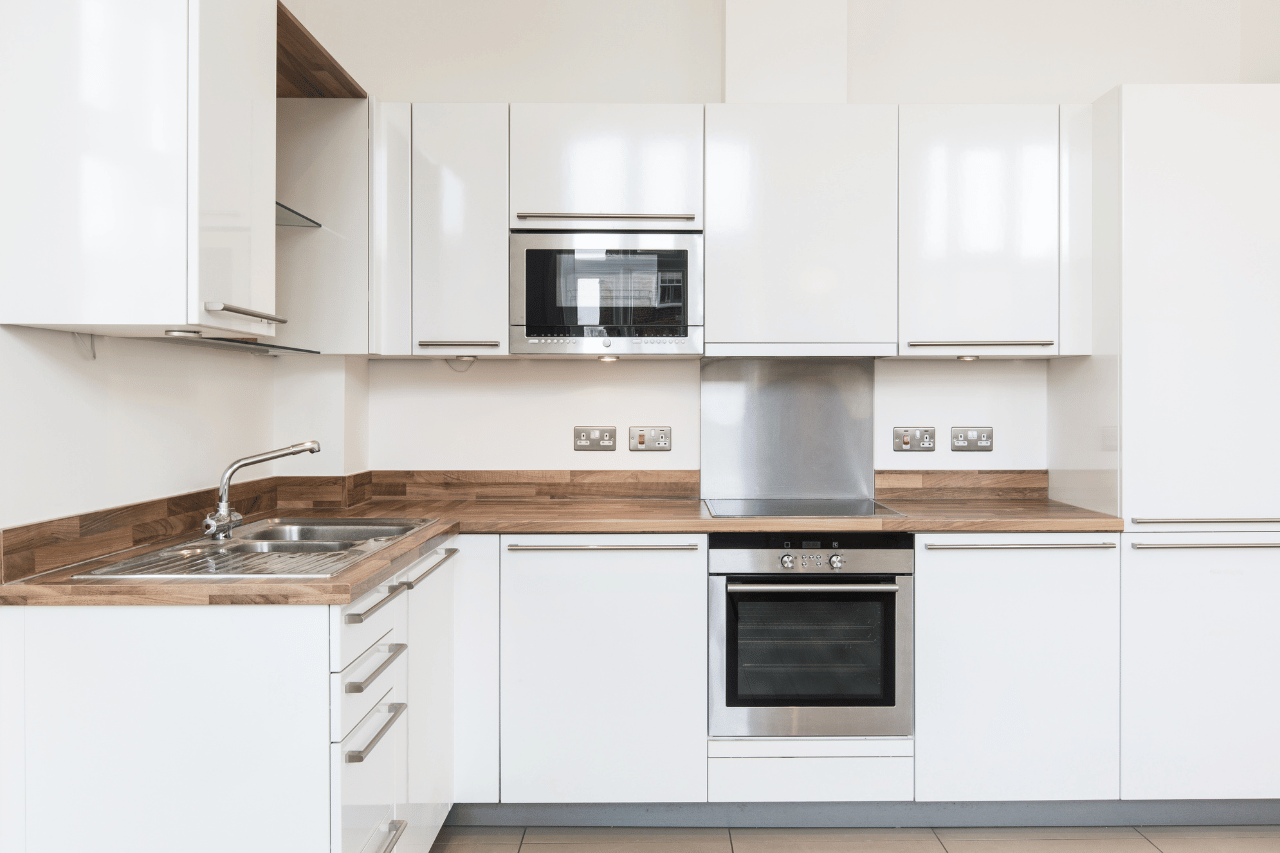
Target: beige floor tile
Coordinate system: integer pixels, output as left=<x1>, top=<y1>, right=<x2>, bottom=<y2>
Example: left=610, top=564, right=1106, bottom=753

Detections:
left=730, top=839, right=946, bottom=853
left=935, top=828, right=1145, bottom=841
left=1141, top=838, right=1280, bottom=853
left=938, top=839, right=1158, bottom=853
left=434, top=826, right=527, bottom=845
left=512, top=843, right=730, bottom=853
left=731, top=828, right=940, bottom=842
left=429, top=844, right=521, bottom=853
left=522, top=827, right=730, bottom=844
left=1139, top=829, right=1280, bottom=839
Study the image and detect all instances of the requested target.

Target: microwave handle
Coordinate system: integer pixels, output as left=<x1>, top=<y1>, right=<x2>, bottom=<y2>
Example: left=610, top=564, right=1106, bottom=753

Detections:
left=727, top=583, right=900, bottom=593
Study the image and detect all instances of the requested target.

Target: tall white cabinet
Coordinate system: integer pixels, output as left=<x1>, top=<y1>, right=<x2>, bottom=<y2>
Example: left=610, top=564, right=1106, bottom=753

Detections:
left=704, top=104, right=899, bottom=356
left=898, top=105, right=1060, bottom=357
left=0, top=0, right=278, bottom=338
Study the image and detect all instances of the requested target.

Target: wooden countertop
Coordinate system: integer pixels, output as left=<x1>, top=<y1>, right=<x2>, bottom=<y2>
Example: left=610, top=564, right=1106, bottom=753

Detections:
left=0, top=498, right=1121, bottom=606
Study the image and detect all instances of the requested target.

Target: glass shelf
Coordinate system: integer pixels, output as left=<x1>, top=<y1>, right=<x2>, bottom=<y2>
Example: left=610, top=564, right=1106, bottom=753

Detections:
left=275, top=202, right=321, bottom=228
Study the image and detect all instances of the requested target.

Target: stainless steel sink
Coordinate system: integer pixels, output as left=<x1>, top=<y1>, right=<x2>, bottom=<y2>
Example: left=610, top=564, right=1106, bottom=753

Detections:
left=71, top=517, right=437, bottom=580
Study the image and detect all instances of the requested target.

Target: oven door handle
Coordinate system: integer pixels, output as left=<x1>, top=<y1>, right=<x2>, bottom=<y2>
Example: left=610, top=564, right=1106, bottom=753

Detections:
left=726, top=583, right=900, bottom=592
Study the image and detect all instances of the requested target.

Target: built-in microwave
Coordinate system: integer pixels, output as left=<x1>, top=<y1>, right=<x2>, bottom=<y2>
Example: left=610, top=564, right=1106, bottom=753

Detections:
left=509, top=232, right=704, bottom=356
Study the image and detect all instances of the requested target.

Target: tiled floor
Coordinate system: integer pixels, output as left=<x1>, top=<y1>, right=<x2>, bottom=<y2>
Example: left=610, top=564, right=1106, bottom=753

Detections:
left=424, top=825, right=1280, bottom=853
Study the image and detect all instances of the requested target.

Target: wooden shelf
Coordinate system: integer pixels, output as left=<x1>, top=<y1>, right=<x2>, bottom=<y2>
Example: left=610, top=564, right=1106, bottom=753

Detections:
left=277, top=1, right=366, bottom=99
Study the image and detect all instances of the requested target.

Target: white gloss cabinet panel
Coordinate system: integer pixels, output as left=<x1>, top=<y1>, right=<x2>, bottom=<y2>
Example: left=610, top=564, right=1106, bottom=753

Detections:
left=370, top=101, right=414, bottom=356
left=899, top=105, right=1060, bottom=357
left=500, top=534, right=709, bottom=803
left=406, top=546, right=455, bottom=835
left=704, top=104, right=898, bottom=351
left=509, top=104, right=704, bottom=231
left=412, top=104, right=510, bottom=356
left=708, top=757, right=914, bottom=802
left=452, top=535, right=501, bottom=803
left=1117, top=86, right=1280, bottom=526
left=335, top=690, right=404, bottom=853
left=914, top=534, right=1120, bottom=801
left=0, top=609, right=23, bottom=853
left=23, top=606, right=331, bottom=853
left=1121, top=533, right=1280, bottom=799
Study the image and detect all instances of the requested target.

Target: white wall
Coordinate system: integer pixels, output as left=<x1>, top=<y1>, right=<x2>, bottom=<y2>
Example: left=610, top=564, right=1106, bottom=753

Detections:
left=368, top=359, right=700, bottom=470
left=272, top=355, right=371, bottom=476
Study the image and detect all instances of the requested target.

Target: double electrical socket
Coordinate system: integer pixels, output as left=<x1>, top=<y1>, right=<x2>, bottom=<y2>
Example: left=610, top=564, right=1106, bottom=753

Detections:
left=893, top=426, right=994, bottom=451
left=573, top=426, right=672, bottom=451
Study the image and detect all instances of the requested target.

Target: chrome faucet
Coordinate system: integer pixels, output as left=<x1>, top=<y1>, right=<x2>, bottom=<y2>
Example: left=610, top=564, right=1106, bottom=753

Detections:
left=203, top=441, right=321, bottom=539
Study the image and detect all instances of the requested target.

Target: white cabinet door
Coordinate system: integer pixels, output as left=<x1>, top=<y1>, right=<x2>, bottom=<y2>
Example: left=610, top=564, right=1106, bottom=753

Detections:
left=1121, top=533, right=1280, bottom=799
left=405, top=546, right=455, bottom=841
left=509, top=104, right=704, bottom=231
left=500, top=534, right=708, bottom=803
left=704, top=104, right=898, bottom=356
left=412, top=103, right=510, bottom=357
left=450, top=535, right=501, bottom=804
left=899, top=105, right=1060, bottom=357
left=1117, top=87, right=1280, bottom=525
left=915, top=534, right=1121, bottom=801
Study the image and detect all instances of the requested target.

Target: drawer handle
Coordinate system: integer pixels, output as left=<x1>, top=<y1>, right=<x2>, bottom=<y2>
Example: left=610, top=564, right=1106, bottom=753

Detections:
left=404, top=548, right=458, bottom=589
left=924, top=543, right=1118, bottom=550
left=1131, top=518, right=1280, bottom=524
left=417, top=341, right=501, bottom=347
left=346, top=702, right=407, bottom=763
left=203, top=301, right=287, bottom=324
left=506, top=544, right=700, bottom=552
left=376, top=820, right=408, bottom=853
left=345, top=583, right=408, bottom=624
left=906, top=341, right=1054, bottom=347
left=1130, top=543, right=1280, bottom=550
left=515, top=212, right=697, bottom=221
left=728, top=583, right=900, bottom=592
left=346, top=643, right=407, bottom=694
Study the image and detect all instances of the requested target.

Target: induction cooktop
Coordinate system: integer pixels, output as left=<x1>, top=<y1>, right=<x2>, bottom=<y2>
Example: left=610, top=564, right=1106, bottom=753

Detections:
left=703, top=499, right=902, bottom=518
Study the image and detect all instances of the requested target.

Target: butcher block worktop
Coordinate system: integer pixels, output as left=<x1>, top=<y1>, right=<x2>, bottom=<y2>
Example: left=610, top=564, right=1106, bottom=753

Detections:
left=0, top=489, right=1121, bottom=605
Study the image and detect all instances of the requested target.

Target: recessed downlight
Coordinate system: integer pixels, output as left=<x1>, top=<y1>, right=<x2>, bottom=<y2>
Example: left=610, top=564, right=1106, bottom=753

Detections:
left=454, top=355, right=477, bottom=362
left=599, top=355, right=619, bottom=362
left=957, top=355, right=979, bottom=361
left=165, top=330, right=202, bottom=338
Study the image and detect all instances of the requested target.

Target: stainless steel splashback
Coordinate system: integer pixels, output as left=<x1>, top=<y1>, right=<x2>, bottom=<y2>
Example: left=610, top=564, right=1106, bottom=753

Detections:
left=700, top=358, right=874, bottom=500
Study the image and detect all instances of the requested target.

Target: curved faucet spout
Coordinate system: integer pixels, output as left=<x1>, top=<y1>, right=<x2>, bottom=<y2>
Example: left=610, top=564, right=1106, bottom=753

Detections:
left=205, top=441, right=322, bottom=539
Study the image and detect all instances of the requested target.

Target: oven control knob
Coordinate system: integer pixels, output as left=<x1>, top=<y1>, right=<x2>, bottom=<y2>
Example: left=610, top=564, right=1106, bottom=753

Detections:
left=780, top=554, right=795, bottom=569
left=829, top=554, right=844, bottom=570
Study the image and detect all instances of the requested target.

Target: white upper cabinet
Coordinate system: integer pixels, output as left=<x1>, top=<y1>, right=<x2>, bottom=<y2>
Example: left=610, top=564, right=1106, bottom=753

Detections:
left=1109, top=86, right=1280, bottom=527
left=899, top=105, right=1060, bottom=357
left=509, top=104, right=704, bottom=231
left=0, top=0, right=277, bottom=338
left=411, top=103, right=510, bottom=356
left=704, top=104, right=898, bottom=356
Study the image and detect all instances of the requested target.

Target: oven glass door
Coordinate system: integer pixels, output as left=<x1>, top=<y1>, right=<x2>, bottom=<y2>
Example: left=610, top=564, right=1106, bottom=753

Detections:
left=725, top=579, right=896, bottom=708
left=523, top=247, right=689, bottom=336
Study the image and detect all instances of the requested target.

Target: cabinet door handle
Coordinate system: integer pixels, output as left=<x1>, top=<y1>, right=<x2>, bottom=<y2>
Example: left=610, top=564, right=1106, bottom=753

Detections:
left=728, top=583, right=900, bottom=592
left=345, top=643, right=407, bottom=694
left=346, top=702, right=407, bottom=763
left=375, top=821, right=408, bottom=853
left=1130, top=543, right=1280, bottom=550
left=506, top=544, right=700, bottom=552
left=417, top=341, right=501, bottom=347
left=1131, top=518, right=1280, bottom=524
left=404, top=548, right=458, bottom=588
left=203, top=302, right=288, bottom=324
left=924, top=543, right=1118, bottom=550
left=515, top=212, right=697, bottom=221
left=344, top=583, right=408, bottom=624
left=906, top=341, right=1054, bottom=347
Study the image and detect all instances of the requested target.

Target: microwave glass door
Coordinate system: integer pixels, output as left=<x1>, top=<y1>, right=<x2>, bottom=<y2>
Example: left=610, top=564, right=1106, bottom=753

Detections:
left=725, top=584, right=896, bottom=708
left=524, top=248, right=689, bottom=335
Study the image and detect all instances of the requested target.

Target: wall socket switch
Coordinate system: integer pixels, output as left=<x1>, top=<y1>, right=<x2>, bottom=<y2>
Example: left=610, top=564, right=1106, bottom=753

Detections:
left=951, top=427, right=994, bottom=451
left=629, top=426, right=671, bottom=451
left=893, top=427, right=936, bottom=451
left=573, top=426, right=616, bottom=451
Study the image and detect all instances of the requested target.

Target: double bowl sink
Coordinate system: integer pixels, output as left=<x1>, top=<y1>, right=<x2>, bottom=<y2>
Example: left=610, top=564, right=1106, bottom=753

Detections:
left=73, top=518, right=437, bottom=580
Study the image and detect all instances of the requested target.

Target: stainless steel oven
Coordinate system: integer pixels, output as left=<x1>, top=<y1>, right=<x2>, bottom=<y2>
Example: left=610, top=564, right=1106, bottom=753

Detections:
left=709, top=532, right=914, bottom=737
left=510, top=232, right=703, bottom=356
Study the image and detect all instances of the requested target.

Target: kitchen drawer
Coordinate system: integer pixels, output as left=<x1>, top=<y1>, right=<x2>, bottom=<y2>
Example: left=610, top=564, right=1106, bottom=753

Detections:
left=358, top=818, right=408, bottom=853
left=332, top=690, right=407, bottom=853
left=331, top=574, right=409, bottom=673
left=707, top=756, right=913, bottom=802
left=332, top=628, right=408, bottom=743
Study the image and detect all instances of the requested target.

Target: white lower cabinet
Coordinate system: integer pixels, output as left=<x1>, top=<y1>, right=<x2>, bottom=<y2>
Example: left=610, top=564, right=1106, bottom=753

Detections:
left=499, top=534, right=709, bottom=803
left=709, top=757, right=914, bottom=802
left=451, top=535, right=502, bottom=803
left=1121, top=532, right=1280, bottom=799
left=914, top=533, right=1121, bottom=801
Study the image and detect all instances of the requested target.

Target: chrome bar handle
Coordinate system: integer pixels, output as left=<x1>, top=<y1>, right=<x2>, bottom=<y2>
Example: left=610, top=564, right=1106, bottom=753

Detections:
left=507, top=544, right=700, bottom=552
left=376, top=821, right=408, bottom=853
left=1131, top=518, right=1280, bottom=524
left=728, top=583, right=901, bottom=592
left=924, top=543, right=1117, bottom=550
left=1131, top=543, right=1280, bottom=549
left=417, top=341, right=501, bottom=347
left=907, top=341, right=1054, bottom=347
left=204, top=302, right=288, bottom=324
left=515, top=212, right=697, bottom=221
left=345, top=583, right=408, bottom=624
left=346, top=703, right=407, bottom=763
left=345, top=644, right=407, bottom=694
left=404, top=549, right=458, bottom=589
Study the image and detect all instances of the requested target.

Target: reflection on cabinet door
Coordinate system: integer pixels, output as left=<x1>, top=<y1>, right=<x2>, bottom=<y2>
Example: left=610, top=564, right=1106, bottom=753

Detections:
left=509, top=104, right=704, bottom=231
left=704, top=104, right=898, bottom=355
left=412, top=103, right=510, bottom=357
left=899, top=105, right=1059, bottom=357
left=1121, top=533, right=1280, bottom=799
